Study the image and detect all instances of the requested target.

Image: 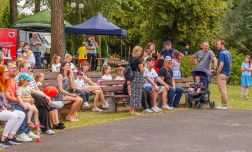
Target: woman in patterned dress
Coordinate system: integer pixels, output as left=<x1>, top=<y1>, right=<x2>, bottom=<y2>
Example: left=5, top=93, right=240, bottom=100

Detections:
left=129, top=46, right=145, bottom=115
left=54, top=62, right=83, bottom=122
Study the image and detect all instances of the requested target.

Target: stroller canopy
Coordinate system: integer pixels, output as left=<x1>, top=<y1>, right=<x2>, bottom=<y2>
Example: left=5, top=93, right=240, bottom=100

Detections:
left=191, top=67, right=212, bottom=84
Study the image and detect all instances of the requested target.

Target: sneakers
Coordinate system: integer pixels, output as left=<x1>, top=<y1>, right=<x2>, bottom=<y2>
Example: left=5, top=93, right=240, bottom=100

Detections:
left=154, top=106, right=162, bottom=112
left=82, top=102, right=90, bottom=108
left=92, top=107, right=103, bottom=112
left=162, top=105, right=174, bottom=110
left=8, top=137, right=22, bottom=145
left=143, top=109, right=153, bottom=113
left=28, top=131, right=40, bottom=139
left=216, top=105, right=228, bottom=110
left=44, top=129, right=55, bottom=135
left=0, top=139, right=12, bottom=148
left=150, top=107, right=159, bottom=113
left=16, top=133, right=32, bottom=142
left=102, top=102, right=109, bottom=109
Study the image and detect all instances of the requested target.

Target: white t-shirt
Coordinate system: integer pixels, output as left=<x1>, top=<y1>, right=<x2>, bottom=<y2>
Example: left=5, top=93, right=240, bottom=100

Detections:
left=75, top=78, right=89, bottom=87
left=51, top=63, right=61, bottom=72
left=114, top=76, right=125, bottom=80
left=143, top=67, right=158, bottom=85
left=23, top=51, right=35, bottom=65
left=101, top=74, right=112, bottom=80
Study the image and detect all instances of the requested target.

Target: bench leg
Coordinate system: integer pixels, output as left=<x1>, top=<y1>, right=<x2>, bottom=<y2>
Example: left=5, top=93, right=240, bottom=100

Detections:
left=108, top=97, right=116, bottom=112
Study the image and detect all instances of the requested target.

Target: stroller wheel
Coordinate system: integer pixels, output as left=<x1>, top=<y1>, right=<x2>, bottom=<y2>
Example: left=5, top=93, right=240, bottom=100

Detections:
left=187, top=101, right=192, bottom=108
left=210, top=101, right=215, bottom=109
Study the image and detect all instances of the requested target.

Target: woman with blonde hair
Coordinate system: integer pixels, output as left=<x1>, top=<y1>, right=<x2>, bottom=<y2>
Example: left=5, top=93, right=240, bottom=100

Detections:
left=51, top=54, right=61, bottom=72
left=127, top=46, right=145, bottom=115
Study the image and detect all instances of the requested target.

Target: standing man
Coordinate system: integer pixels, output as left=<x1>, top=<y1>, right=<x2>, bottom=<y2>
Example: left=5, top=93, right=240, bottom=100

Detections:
left=216, top=40, right=232, bottom=110
left=160, top=40, right=175, bottom=59
left=29, top=33, right=42, bottom=69
left=191, top=41, right=218, bottom=72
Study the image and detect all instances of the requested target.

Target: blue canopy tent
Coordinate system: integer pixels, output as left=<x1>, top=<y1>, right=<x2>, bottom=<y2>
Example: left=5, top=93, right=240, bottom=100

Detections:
left=66, top=13, right=127, bottom=58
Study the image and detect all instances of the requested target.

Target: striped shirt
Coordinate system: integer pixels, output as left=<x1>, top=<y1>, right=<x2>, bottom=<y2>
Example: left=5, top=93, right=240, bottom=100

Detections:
left=14, top=73, right=37, bottom=89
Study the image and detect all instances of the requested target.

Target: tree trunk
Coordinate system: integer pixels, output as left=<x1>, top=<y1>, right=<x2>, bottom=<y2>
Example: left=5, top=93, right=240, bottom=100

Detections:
left=10, top=0, right=18, bottom=24
left=51, top=0, right=66, bottom=62
left=171, top=9, right=179, bottom=47
left=34, top=0, right=41, bottom=13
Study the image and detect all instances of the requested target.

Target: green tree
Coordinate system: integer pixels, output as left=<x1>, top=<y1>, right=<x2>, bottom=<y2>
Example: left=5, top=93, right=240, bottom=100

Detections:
left=222, top=0, right=252, bottom=53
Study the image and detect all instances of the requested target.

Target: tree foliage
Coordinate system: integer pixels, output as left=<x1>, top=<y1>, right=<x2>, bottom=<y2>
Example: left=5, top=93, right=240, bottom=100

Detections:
left=222, top=0, right=252, bottom=53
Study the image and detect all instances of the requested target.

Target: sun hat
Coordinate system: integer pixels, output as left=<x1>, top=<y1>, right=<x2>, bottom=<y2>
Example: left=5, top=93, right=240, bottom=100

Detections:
left=18, top=73, right=33, bottom=81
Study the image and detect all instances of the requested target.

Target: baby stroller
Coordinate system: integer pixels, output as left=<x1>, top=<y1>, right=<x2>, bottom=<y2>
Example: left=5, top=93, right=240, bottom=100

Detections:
left=186, top=67, right=215, bottom=109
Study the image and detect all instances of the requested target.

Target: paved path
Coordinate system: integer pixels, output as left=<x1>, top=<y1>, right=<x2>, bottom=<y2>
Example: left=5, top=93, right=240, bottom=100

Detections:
left=9, top=110, right=252, bottom=152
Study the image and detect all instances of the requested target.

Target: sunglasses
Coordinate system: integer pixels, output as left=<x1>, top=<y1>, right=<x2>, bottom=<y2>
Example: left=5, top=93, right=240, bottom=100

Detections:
left=27, top=67, right=32, bottom=70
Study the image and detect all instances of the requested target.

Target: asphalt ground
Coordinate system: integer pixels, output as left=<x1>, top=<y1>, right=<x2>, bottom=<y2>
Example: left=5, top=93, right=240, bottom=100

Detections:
left=8, top=110, right=252, bottom=152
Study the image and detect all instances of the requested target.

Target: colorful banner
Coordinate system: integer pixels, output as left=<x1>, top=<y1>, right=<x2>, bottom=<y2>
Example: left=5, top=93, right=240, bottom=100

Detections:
left=0, top=28, right=18, bottom=59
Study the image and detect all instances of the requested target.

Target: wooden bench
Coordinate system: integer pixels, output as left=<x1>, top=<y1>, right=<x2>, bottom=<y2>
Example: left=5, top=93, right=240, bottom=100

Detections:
left=174, top=78, right=193, bottom=91
left=100, top=80, right=129, bottom=112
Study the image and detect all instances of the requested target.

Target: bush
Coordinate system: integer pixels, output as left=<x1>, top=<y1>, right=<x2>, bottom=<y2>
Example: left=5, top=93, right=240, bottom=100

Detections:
left=180, top=56, right=196, bottom=78
left=228, top=48, right=245, bottom=85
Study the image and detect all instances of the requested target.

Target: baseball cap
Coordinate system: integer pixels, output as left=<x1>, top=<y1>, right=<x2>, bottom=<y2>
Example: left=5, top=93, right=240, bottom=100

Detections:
left=164, top=56, right=172, bottom=62
left=18, top=73, right=33, bottom=81
left=164, top=40, right=172, bottom=45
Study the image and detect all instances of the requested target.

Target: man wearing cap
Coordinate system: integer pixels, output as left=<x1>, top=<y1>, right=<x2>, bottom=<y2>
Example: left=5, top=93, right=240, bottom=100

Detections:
left=160, top=40, right=175, bottom=59
left=158, top=56, right=183, bottom=109
left=191, top=41, right=217, bottom=72
left=143, top=57, right=170, bottom=112
left=29, top=33, right=42, bottom=69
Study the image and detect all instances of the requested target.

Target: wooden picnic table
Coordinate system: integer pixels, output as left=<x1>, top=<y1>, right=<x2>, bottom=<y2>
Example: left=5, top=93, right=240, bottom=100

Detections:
left=107, top=60, right=128, bottom=67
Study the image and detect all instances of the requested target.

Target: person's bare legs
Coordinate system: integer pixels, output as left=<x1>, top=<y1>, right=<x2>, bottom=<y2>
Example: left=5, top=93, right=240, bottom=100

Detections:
left=63, top=95, right=83, bottom=121
left=49, top=110, right=59, bottom=126
left=33, top=106, right=39, bottom=126
left=160, top=87, right=168, bottom=106
left=151, top=89, right=158, bottom=107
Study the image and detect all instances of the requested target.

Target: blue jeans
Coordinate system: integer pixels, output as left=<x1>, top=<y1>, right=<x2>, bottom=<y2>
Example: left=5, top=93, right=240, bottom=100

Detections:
left=33, top=52, right=41, bottom=69
left=167, top=87, right=183, bottom=107
left=73, top=89, right=90, bottom=102
left=11, top=104, right=31, bottom=134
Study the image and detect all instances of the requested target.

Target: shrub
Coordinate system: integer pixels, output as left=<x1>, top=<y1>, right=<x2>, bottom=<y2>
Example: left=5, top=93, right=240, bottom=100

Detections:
left=180, top=56, right=196, bottom=78
left=228, top=48, right=245, bottom=85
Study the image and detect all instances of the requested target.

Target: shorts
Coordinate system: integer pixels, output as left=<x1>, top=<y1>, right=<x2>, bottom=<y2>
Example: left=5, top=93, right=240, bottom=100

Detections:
left=144, top=84, right=161, bottom=92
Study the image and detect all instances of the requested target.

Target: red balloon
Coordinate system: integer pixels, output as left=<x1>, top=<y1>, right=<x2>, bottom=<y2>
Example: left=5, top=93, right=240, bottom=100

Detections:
left=44, top=86, right=58, bottom=97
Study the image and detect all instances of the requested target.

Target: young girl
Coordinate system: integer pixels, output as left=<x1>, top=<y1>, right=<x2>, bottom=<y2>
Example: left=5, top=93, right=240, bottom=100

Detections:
left=114, top=66, right=125, bottom=80
left=35, top=72, right=44, bottom=87
left=100, top=65, right=112, bottom=108
left=17, top=73, right=39, bottom=128
left=51, top=54, right=61, bottom=72
left=240, top=55, right=252, bottom=98
left=172, top=50, right=182, bottom=79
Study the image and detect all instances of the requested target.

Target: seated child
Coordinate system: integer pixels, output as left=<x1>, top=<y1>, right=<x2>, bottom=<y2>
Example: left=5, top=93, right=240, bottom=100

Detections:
left=74, top=71, right=90, bottom=108
left=188, top=75, right=205, bottom=97
left=35, top=72, right=44, bottom=87
left=17, top=73, right=39, bottom=128
left=114, top=66, right=125, bottom=80
left=100, top=65, right=112, bottom=108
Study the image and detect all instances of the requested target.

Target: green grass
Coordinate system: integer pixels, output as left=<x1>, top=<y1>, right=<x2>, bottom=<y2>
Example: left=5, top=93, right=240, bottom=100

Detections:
left=62, top=111, right=135, bottom=129
left=209, top=84, right=252, bottom=110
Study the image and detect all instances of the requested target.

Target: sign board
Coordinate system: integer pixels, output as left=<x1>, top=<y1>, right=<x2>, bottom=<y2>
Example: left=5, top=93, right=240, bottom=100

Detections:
left=0, top=28, right=18, bottom=59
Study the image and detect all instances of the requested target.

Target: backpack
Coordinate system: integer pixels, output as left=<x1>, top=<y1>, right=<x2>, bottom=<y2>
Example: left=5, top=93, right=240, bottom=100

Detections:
left=124, top=58, right=136, bottom=81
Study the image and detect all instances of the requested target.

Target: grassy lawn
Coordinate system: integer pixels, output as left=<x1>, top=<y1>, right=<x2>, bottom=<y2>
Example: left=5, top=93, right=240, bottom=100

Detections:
left=63, top=84, right=252, bottom=129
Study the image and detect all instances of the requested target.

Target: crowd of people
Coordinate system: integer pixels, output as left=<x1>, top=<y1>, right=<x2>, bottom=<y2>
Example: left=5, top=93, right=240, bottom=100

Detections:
left=0, top=37, right=234, bottom=148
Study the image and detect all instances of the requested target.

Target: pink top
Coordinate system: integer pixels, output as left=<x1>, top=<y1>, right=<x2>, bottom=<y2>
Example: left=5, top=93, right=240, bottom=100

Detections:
left=172, top=59, right=180, bottom=70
